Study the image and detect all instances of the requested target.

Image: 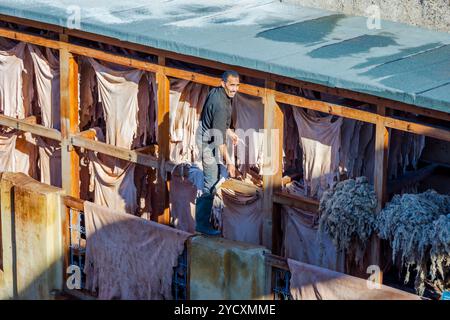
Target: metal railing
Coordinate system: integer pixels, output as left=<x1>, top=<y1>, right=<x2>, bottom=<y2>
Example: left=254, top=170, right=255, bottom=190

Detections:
left=172, top=245, right=188, bottom=300
left=68, top=206, right=87, bottom=291
left=273, top=267, right=292, bottom=300
left=265, top=253, right=292, bottom=300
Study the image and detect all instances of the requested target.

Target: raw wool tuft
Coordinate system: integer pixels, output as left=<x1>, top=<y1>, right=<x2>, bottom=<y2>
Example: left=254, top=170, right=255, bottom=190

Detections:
left=376, top=190, right=450, bottom=295
left=318, top=176, right=378, bottom=267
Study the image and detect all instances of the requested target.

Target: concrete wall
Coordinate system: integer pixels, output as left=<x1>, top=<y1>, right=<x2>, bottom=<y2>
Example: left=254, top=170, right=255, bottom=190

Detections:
left=189, top=236, right=271, bottom=300
left=0, top=172, right=65, bottom=300
left=282, top=0, right=450, bottom=32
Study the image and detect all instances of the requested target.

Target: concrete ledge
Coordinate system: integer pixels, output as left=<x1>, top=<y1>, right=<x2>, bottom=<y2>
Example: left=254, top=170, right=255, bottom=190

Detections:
left=0, top=172, right=65, bottom=300
left=188, top=235, right=271, bottom=300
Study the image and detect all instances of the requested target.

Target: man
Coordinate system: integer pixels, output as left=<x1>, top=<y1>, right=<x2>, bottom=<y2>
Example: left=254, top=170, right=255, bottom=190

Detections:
left=195, top=70, right=240, bottom=235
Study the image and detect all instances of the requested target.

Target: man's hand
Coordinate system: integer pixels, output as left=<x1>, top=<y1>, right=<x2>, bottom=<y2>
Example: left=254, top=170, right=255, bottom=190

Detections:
left=227, top=129, right=238, bottom=146
left=227, top=163, right=237, bottom=178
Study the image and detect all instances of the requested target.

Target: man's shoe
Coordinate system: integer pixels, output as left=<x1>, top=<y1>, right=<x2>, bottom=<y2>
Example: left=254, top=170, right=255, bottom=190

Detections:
left=195, top=194, right=219, bottom=236
left=195, top=225, right=221, bottom=236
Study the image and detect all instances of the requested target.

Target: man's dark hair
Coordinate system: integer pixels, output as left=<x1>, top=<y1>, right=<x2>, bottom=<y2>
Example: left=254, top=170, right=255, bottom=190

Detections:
left=222, top=70, right=239, bottom=83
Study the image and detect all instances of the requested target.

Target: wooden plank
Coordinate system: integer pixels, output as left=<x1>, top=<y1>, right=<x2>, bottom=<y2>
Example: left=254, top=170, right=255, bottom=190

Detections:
left=22, top=116, right=37, bottom=124
left=154, top=56, right=171, bottom=225
left=60, top=47, right=80, bottom=198
left=64, top=27, right=267, bottom=80
left=164, top=67, right=264, bottom=97
left=374, top=106, right=389, bottom=212
left=63, top=195, right=85, bottom=212
left=70, top=135, right=159, bottom=169
left=0, top=13, right=64, bottom=33
left=270, top=74, right=450, bottom=122
left=275, top=90, right=378, bottom=124
left=0, top=27, right=60, bottom=49
left=387, top=164, right=439, bottom=195
left=0, top=26, right=265, bottom=99
left=0, top=114, right=61, bottom=140
left=275, top=90, right=450, bottom=142
left=75, top=129, right=97, bottom=140
left=371, top=105, right=389, bottom=284
left=271, top=202, right=283, bottom=256
left=387, top=163, right=439, bottom=194
left=273, top=191, right=319, bottom=213
left=262, top=81, right=284, bottom=251
left=383, top=117, right=450, bottom=142
left=264, top=253, right=289, bottom=271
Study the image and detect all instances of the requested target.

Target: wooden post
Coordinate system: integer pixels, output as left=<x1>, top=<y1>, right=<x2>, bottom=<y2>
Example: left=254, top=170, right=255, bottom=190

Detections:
left=372, top=105, right=389, bottom=284
left=60, top=34, right=80, bottom=198
left=262, top=81, right=283, bottom=252
left=154, top=56, right=171, bottom=225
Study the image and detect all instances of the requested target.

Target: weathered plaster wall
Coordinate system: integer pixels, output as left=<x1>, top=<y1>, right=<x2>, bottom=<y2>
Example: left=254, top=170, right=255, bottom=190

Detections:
left=189, top=236, right=271, bottom=300
left=283, top=0, right=450, bottom=32
left=0, top=173, right=65, bottom=300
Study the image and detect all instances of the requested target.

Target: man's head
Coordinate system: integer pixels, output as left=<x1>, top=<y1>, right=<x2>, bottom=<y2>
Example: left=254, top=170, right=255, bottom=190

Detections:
left=221, top=70, right=240, bottom=98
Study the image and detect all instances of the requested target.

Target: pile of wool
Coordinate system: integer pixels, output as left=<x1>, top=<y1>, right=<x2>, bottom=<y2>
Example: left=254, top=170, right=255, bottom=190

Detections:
left=377, top=190, right=450, bottom=296
left=318, top=176, right=378, bottom=266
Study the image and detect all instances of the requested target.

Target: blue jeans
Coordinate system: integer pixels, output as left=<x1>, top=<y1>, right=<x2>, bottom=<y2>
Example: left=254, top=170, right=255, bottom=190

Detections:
left=195, top=143, right=221, bottom=232
left=201, top=143, right=220, bottom=195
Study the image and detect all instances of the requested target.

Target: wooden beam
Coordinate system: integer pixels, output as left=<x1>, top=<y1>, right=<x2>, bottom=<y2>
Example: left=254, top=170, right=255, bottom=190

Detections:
left=70, top=135, right=159, bottom=169
left=64, top=27, right=267, bottom=80
left=270, top=74, right=450, bottom=122
left=371, top=105, right=389, bottom=284
left=273, top=191, right=319, bottom=213
left=262, top=80, right=284, bottom=251
left=60, top=46, right=80, bottom=198
left=275, top=91, right=376, bottom=124
left=374, top=106, right=389, bottom=212
left=154, top=56, right=171, bottom=225
left=387, top=163, right=439, bottom=195
left=22, top=116, right=37, bottom=124
left=63, top=195, right=85, bottom=212
left=134, top=145, right=157, bottom=155
left=75, top=129, right=97, bottom=140
left=275, top=91, right=450, bottom=142
left=0, top=114, right=61, bottom=140
left=0, top=13, right=64, bottom=33
left=264, top=253, right=289, bottom=271
left=164, top=67, right=264, bottom=97
left=383, top=117, right=450, bottom=142
left=0, top=27, right=60, bottom=49
left=0, top=26, right=263, bottom=99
